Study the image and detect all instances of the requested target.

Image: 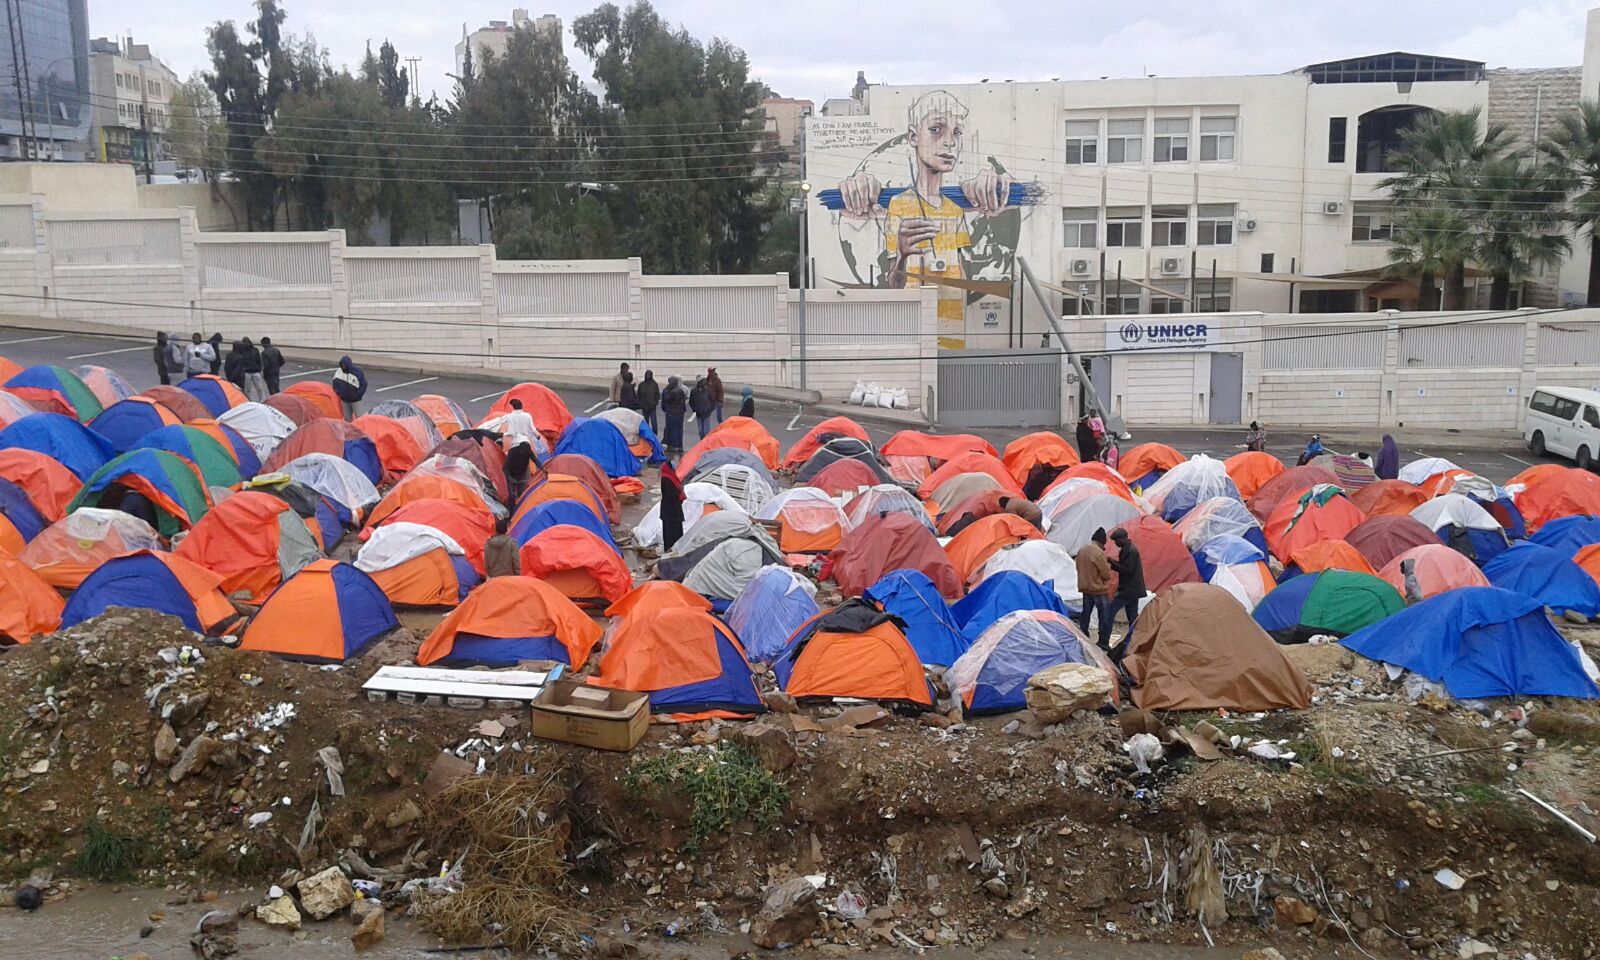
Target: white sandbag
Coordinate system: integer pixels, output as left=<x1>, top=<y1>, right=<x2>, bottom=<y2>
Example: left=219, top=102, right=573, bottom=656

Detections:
left=861, top=383, right=882, bottom=407
left=889, top=387, right=909, bottom=410
left=848, top=381, right=867, bottom=405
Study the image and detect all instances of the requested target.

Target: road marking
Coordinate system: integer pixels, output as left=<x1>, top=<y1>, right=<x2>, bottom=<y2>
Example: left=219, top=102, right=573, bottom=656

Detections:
left=372, top=376, right=438, bottom=394
left=0, top=334, right=64, bottom=345
left=583, top=398, right=612, bottom=414
left=469, top=389, right=505, bottom=402
left=1502, top=453, right=1533, bottom=466
left=67, top=345, right=146, bottom=359
left=281, top=366, right=336, bottom=381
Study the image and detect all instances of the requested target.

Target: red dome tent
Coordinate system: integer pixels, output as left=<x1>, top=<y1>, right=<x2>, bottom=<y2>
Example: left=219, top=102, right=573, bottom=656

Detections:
left=263, top=392, right=324, bottom=427
left=353, top=414, right=424, bottom=482
left=543, top=454, right=622, bottom=524
left=139, top=385, right=212, bottom=423
left=1002, top=432, right=1079, bottom=486
left=1351, top=479, right=1429, bottom=518
left=1264, top=484, right=1366, bottom=563
left=1248, top=464, right=1338, bottom=523
left=1344, top=514, right=1440, bottom=571
left=825, top=511, right=962, bottom=599
left=283, top=381, right=343, bottom=420
left=881, top=431, right=996, bottom=463
left=519, top=525, right=632, bottom=605
left=1108, top=514, right=1202, bottom=594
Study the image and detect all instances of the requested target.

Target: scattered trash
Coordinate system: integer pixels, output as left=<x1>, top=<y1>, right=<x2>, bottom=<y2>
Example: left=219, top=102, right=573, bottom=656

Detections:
left=1124, top=733, right=1164, bottom=773
left=834, top=890, right=867, bottom=919
left=1435, top=868, right=1467, bottom=891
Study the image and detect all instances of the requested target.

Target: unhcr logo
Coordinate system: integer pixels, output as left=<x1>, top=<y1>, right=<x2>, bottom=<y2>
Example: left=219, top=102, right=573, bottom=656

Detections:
left=1118, top=323, right=1143, bottom=344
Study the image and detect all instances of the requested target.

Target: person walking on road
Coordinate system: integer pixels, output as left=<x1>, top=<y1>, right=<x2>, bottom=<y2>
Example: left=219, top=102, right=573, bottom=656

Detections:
left=331, top=355, right=368, bottom=421
left=1075, top=412, right=1099, bottom=463
left=1075, top=528, right=1114, bottom=649
left=689, top=376, right=716, bottom=441
left=184, top=333, right=215, bottom=378
left=661, top=375, right=688, bottom=454
left=236, top=337, right=268, bottom=403
left=737, top=385, right=754, bottom=419
left=1107, top=528, right=1147, bottom=657
left=610, top=362, right=630, bottom=405
left=260, top=337, right=284, bottom=395
left=705, top=368, right=725, bottom=424
left=207, top=333, right=224, bottom=375
left=637, top=370, right=661, bottom=435
left=154, top=332, right=172, bottom=385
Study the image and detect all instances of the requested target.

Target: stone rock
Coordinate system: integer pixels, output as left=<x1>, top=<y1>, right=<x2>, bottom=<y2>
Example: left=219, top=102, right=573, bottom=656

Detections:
left=256, top=896, right=301, bottom=931
left=168, top=693, right=211, bottom=728
left=982, top=877, right=1010, bottom=899
left=1273, top=895, right=1318, bottom=926
left=169, top=736, right=222, bottom=784
left=1457, top=940, right=1498, bottom=959
left=383, top=800, right=422, bottom=830
left=153, top=723, right=178, bottom=765
left=111, top=760, right=131, bottom=779
left=749, top=878, right=820, bottom=949
left=728, top=720, right=799, bottom=773
left=763, top=691, right=798, bottom=714
left=1240, top=950, right=1287, bottom=960
left=1024, top=663, right=1114, bottom=722
left=350, top=899, right=384, bottom=924
left=191, top=910, right=239, bottom=959
left=296, top=866, right=355, bottom=920
left=352, top=908, right=385, bottom=951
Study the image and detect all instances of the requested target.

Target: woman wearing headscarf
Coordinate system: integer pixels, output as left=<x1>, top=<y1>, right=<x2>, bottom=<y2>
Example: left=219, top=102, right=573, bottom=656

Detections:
left=1374, top=434, right=1399, bottom=481
left=737, top=385, right=754, bottom=418
left=660, top=459, right=687, bottom=552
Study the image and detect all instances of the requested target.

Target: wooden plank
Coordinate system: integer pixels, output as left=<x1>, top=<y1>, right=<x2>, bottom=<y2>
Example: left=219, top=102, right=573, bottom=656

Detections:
left=362, top=676, right=549, bottom=700
left=367, top=665, right=560, bottom=687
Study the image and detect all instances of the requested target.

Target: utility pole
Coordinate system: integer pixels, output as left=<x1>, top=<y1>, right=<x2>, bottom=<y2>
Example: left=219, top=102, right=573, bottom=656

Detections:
left=138, top=104, right=152, bottom=183
left=5, top=0, right=35, bottom=158
left=796, top=179, right=810, bottom=390
left=405, top=57, right=421, bottom=105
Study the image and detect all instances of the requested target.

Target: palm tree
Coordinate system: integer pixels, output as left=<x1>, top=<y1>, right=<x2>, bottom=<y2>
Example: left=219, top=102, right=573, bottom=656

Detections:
left=1544, top=102, right=1600, bottom=306
left=1385, top=205, right=1473, bottom=309
left=1462, top=152, right=1571, bottom=309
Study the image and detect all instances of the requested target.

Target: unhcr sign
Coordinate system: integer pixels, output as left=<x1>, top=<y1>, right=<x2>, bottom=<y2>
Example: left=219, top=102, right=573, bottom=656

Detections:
left=1103, top=319, right=1218, bottom=351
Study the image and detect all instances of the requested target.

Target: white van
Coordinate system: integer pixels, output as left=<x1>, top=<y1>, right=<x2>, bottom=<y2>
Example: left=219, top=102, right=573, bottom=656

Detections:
left=1525, top=386, right=1600, bottom=470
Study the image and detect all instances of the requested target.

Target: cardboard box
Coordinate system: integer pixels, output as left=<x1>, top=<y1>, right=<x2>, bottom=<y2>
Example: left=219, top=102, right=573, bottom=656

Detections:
left=531, top=680, right=650, bottom=752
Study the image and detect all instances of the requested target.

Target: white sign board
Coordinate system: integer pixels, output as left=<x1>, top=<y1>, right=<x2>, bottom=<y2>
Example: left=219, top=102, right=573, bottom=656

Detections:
left=1103, top=319, right=1218, bottom=352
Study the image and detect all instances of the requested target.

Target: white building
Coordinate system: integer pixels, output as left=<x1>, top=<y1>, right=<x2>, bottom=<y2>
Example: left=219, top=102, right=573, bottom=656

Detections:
left=804, top=44, right=1595, bottom=352
left=454, top=9, right=562, bottom=79
left=88, top=36, right=179, bottom=169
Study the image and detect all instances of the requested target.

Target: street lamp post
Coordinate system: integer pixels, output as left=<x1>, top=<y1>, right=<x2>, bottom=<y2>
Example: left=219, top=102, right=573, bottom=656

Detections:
left=797, top=180, right=811, bottom=391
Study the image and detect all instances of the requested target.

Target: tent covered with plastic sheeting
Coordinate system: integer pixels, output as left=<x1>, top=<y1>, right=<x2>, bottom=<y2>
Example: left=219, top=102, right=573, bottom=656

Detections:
left=6, top=365, right=103, bottom=421
left=1399, top=457, right=1458, bottom=487
left=632, top=481, right=742, bottom=549
left=553, top=417, right=641, bottom=477
left=1173, top=497, right=1266, bottom=555
left=658, top=529, right=783, bottom=603
left=951, top=569, right=1072, bottom=640
left=1140, top=455, right=1239, bottom=522
left=1124, top=583, right=1313, bottom=711
left=61, top=550, right=238, bottom=634
left=977, top=539, right=1082, bottom=608
left=692, top=463, right=776, bottom=514
left=826, top=511, right=961, bottom=599
left=847, top=484, right=936, bottom=533
left=938, top=489, right=1005, bottom=535
left=684, top=447, right=774, bottom=487
left=279, top=453, right=381, bottom=525
left=175, top=375, right=246, bottom=417
left=919, top=451, right=1021, bottom=500
left=132, top=425, right=242, bottom=490
left=782, top=416, right=871, bottom=468
left=594, top=607, right=763, bottom=715
left=352, top=415, right=425, bottom=482
left=1253, top=570, right=1404, bottom=642
left=946, top=513, right=1043, bottom=585
left=1192, top=534, right=1267, bottom=582
left=0, top=389, right=38, bottom=427
left=592, top=407, right=666, bottom=463
left=397, top=457, right=508, bottom=520
left=72, top=365, right=135, bottom=408
left=1039, top=479, right=1118, bottom=529
left=69, top=449, right=211, bottom=537
left=948, top=610, right=1117, bottom=714
left=0, top=448, right=79, bottom=521
left=664, top=511, right=778, bottom=563
left=1411, top=493, right=1510, bottom=564
left=1044, top=461, right=1140, bottom=504
left=1264, top=484, right=1366, bottom=563
left=366, top=399, right=446, bottom=450
left=218, top=402, right=297, bottom=461
left=755, top=486, right=849, bottom=553
left=1248, top=464, right=1337, bottom=523
left=519, top=525, right=633, bottom=604
left=773, top=600, right=933, bottom=707
left=794, top=437, right=892, bottom=486
left=89, top=397, right=183, bottom=452
left=0, top=553, right=63, bottom=643
left=1351, top=479, right=1429, bottom=518
left=1119, top=442, right=1186, bottom=490
left=1482, top=541, right=1600, bottom=617
left=263, top=392, right=322, bottom=427
left=356, top=522, right=465, bottom=572
left=418, top=576, right=600, bottom=667
left=725, top=566, right=820, bottom=662
left=0, top=413, right=116, bottom=480
left=1045, top=494, right=1142, bottom=555
left=680, top=417, right=779, bottom=474
left=0, top=476, right=48, bottom=555
left=543, top=454, right=622, bottom=524
left=1209, top=556, right=1277, bottom=610
left=1223, top=451, right=1285, bottom=501
left=426, top=435, right=510, bottom=503
left=1378, top=544, right=1491, bottom=600
left=1530, top=515, right=1600, bottom=558
left=1283, top=539, right=1377, bottom=579
left=864, top=570, right=968, bottom=667
left=173, top=491, right=321, bottom=601
left=369, top=498, right=493, bottom=574
left=413, top=394, right=471, bottom=437
left=1341, top=587, right=1599, bottom=700
left=510, top=499, right=617, bottom=551
left=262, top=418, right=382, bottom=485
left=927, top=472, right=1005, bottom=516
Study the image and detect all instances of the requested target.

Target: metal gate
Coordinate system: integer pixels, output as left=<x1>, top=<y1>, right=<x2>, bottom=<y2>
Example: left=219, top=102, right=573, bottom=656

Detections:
left=936, top=349, right=1061, bottom=428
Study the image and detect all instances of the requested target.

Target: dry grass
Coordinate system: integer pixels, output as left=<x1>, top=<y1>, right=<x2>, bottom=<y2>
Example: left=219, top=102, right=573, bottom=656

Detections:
left=414, top=774, right=580, bottom=952
left=1528, top=708, right=1600, bottom=745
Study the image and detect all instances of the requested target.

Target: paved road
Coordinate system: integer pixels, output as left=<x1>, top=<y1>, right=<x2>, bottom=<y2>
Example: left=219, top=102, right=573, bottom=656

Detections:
left=0, top=324, right=1556, bottom=486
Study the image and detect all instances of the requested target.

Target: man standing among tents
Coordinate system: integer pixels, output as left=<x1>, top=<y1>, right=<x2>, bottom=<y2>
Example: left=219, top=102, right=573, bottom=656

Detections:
left=1075, top=528, right=1114, bottom=649
left=1107, top=527, right=1147, bottom=657
left=689, top=376, right=716, bottom=441
left=184, top=333, right=215, bottom=379
left=260, top=337, right=284, bottom=395
left=705, top=367, right=725, bottom=425
left=637, top=370, right=661, bottom=435
left=154, top=332, right=172, bottom=385
left=332, top=356, right=368, bottom=421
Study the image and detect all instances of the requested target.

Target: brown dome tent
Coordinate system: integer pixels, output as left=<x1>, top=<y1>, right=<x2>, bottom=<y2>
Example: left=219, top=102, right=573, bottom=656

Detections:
left=1123, top=583, right=1312, bottom=711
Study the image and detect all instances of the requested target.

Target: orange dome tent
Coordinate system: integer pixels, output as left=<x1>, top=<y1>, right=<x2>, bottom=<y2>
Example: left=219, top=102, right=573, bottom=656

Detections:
left=1351, top=479, right=1429, bottom=518
left=174, top=491, right=321, bottom=601
left=366, top=546, right=477, bottom=608
left=774, top=601, right=933, bottom=707
left=1575, top=544, right=1600, bottom=588
left=353, top=414, right=424, bottom=482
left=519, top=525, right=632, bottom=605
left=782, top=417, right=871, bottom=469
left=283, top=381, right=343, bottom=420
left=1118, top=442, right=1186, bottom=487
left=487, top=383, right=572, bottom=443
left=369, top=497, right=494, bottom=573
left=764, top=490, right=849, bottom=553
left=1002, top=432, right=1079, bottom=486
left=881, top=431, right=997, bottom=463
left=544, top=454, right=621, bottom=524
left=1420, top=468, right=1482, bottom=499
left=605, top=580, right=713, bottom=621
left=1510, top=467, right=1600, bottom=532
left=1223, top=451, right=1285, bottom=501
left=0, top=449, right=78, bottom=521
left=509, top=473, right=608, bottom=530
left=0, top=355, right=20, bottom=384
left=418, top=576, right=601, bottom=667
left=1248, top=464, right=1337, bottom=523
left=1285, top=539, right=1378, bottom=578
left=945, top=513, right=1043, bottom=585
left=706, top=416, right=779, bottom=468
left=261, top=418, right=382, bottom=485
left=937, top=488, right=1006, bottom=535
left=239, top=559, right=397, bottom=661
left=413, top=394, right=470, bottom=436
left=1378, top=544, right=1490, bottom=599
left=1264, top=484, right=1366, bottom=562
left=679, top=430, right=776, bottom=478
left=919, top=451, right=1022, bottom=500
left=365, top=473, right=495, bottom=529
left=592, top=606, right=762, bottom=715
left=0, top=553, right=63, bottom=644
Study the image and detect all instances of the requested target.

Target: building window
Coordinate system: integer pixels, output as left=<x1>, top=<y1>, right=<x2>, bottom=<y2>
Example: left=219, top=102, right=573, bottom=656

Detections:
left=1149, top=281, right=1187, bottom=314
left=1153, top=118, right=1190, bottom=162
left=1200, top=116, right=1236, bottom=161
left=1107, top=119, right=1143, bottom=164
left=1062, top=207, right=1097, bottom=248
left=1197, top=203, right=1235, bottom=245
left=1105, top=206, right=1143, bottom=247
left=1151, top=205, right=1188, bottom=246
left=115, top=73, right=123, bottom=88
left=1328, top=117, right=1347, bottom=163
left=1195, top=279, right=1233, bottom=312
left=1356, top=105, right=1437, bottom=173
left=1105, top=281, right=1141, bottom=315
left=1261, top=253, right=1276, bottom=274
left=1352, top=202, right=1395, bottom=242
left=1064, top=120, right=1098, bottom=165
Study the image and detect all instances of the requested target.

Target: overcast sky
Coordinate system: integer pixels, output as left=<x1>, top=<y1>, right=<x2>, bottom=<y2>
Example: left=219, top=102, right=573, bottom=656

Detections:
left=99, top=0, right=1599, bottom=108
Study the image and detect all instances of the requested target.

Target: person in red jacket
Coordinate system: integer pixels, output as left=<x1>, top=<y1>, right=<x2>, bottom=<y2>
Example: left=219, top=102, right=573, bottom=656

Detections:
left=706, top=367, right=725, bottom=424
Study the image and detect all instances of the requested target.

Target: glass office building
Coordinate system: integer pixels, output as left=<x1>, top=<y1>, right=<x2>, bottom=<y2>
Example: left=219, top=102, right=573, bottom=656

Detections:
left=0, top=0, right=90, bottom=159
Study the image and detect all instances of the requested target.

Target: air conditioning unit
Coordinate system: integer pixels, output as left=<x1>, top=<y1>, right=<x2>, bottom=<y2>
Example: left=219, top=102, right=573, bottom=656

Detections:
left=1323, top=201, right=1343, bottom=215
left=1069, top=258, right=1093, bottom=276
left=1238, top=217, right=1258, bottom=233
left=1159, top=257, right=1183, bottom=276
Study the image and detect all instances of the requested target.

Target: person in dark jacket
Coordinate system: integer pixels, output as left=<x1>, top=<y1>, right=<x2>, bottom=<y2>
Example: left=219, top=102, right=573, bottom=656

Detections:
left=484, top=517, right=521, bottom=578
left=689, top=376, right=716, bottom=440
left=154, top=332, right=172, bottom=385
left=661, top=375, right=688, bottom=454
left=1374, top=434, right=1399, bottom=481
left=637, top=370, right=661, bottom=434
left=1075, top=412, right=1099, bottom=463
left=504, top=440, right=536, bottom=505
left=224, top=340, right=246, bottom=387
left=736, top=385, right=754, bottom=418
left=660, top=459, right=687, bottom=552
left=1075, top=528, right=1114, bottom=649
left=207, top=333, right=224, bottom=375
left=235, top=337, right=268, bottom=402
left=331, top=355, right=368, bottom=420
left=1106, top=528, right=1147, bottom=656
left=260, top=337, right=284, bottom=395
left=618, top=370, right=639, bottom=411
left=705, top=367, right=725, bottom=424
